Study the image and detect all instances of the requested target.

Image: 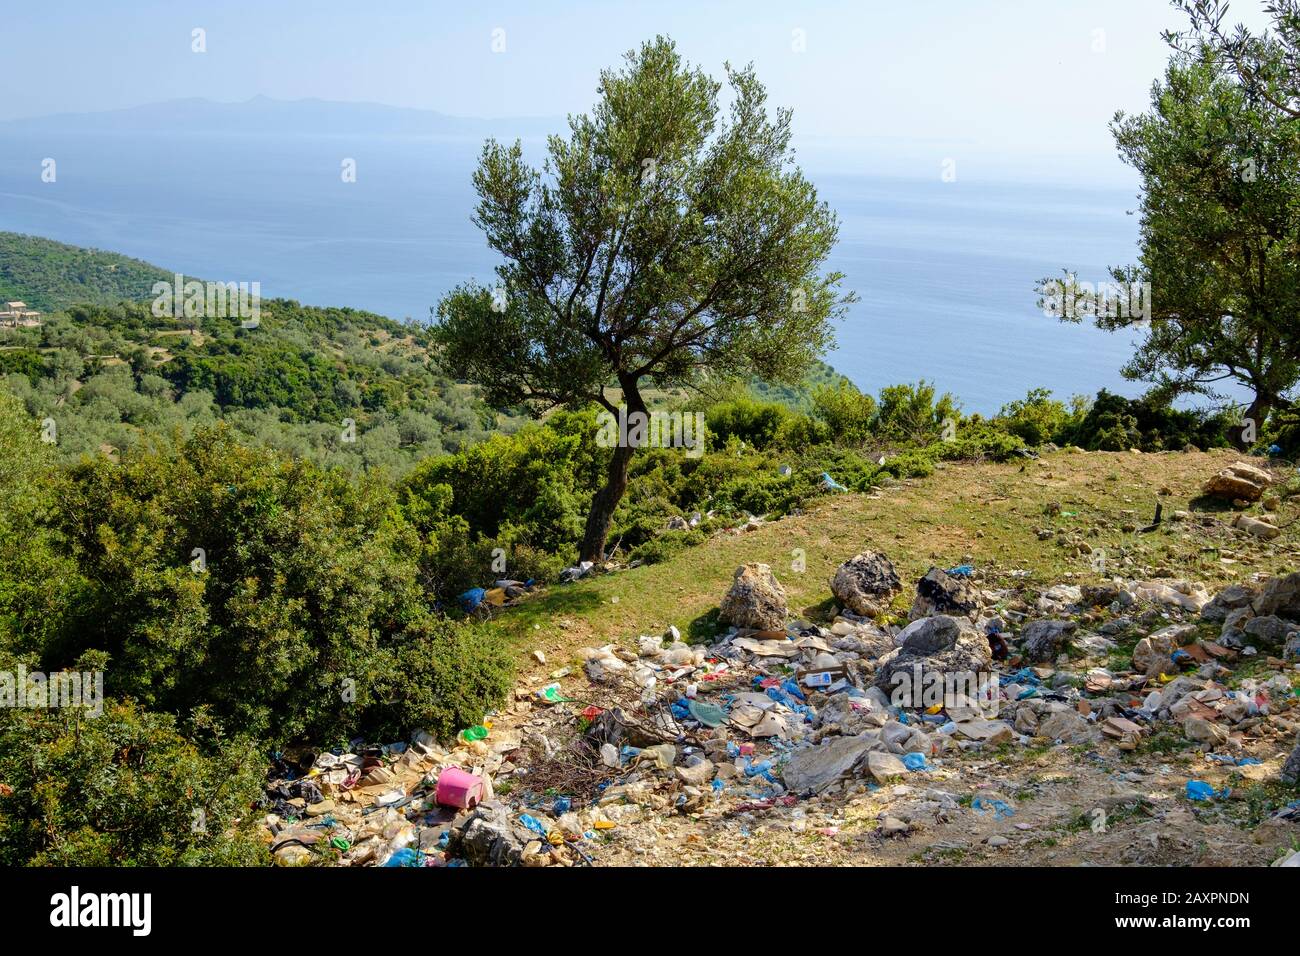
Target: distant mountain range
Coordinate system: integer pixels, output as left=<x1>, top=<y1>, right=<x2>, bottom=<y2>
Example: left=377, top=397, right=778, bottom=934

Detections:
left=0, top=95, right=563, bottom=139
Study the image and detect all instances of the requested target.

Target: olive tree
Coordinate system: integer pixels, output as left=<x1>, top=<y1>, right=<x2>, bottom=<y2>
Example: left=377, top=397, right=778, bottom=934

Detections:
left=1046, top=45, right=1300, bottom=441
left=433, top=37, right=853, bottom=561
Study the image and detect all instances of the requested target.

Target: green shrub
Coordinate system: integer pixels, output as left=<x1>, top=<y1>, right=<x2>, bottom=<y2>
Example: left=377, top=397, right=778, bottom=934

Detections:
left=49, top=425, right=508, bottom=745
left=811, top=380, right=877, bottom=446
left=1061, top=390, right=1234, bottom=451
left=365, top=619, right=514, bottom=742
left=400, top=409, right=602, bottom=554
left=996, top=388, right=1074, bottom=446
left=875, top=381, right=959, bottom=444
left=0, top=389, right=77, bottom=656
left=0, top=689, right=268, bottom=866
left=629, top=529, right=707, bottom=565
left=704, top=398, right=790, bottom=450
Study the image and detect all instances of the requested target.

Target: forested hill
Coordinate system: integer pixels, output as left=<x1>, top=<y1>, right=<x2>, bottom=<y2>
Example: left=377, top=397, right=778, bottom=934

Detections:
left=0, top=232, right=173, bottom=310
left=0, top=232, right=850, bottom=474
left=0, top=293, right=525, bottom=473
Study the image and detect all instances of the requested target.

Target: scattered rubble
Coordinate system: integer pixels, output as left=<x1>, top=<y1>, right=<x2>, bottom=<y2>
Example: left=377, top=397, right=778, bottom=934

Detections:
left=258, top=555, right=1300, bottom=868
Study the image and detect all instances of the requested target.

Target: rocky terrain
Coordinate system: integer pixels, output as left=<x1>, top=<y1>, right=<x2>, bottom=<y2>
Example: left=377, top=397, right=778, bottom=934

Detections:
left=260, top=449, right=1300, bottom=867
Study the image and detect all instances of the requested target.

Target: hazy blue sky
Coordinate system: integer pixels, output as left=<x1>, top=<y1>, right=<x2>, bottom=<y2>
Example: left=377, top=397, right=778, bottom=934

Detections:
left=2, top=0, right=1272, bottom=181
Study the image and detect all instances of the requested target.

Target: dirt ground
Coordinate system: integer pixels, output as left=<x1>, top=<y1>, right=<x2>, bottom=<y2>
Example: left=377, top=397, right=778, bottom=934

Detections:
left=474, top=448, right=1300, bottom=867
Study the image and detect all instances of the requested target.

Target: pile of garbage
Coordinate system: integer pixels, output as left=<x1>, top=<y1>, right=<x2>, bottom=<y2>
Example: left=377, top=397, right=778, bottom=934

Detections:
left=456, top=579, right=540, bottom=613
left=259, top=553, right=1300, bottom=867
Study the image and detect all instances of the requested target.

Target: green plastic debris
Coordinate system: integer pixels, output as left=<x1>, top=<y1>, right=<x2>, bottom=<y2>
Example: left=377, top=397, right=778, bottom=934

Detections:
left=687, top=698, right=726, bottom=728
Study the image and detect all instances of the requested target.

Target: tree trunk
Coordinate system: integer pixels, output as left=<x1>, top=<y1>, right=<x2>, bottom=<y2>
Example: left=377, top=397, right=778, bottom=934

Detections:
left=578, top=379, right=646, bottom=563
left=578, top=441, right=635, bottom=562
left=1236, top=393, right=1271, bottom=450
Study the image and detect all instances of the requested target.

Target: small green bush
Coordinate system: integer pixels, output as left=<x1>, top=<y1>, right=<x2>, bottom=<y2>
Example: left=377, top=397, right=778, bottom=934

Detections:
left=997, top=388, right=1074, bottom=446
left=0, top=689, right=268, bottom=867
left=811, top=380, right=877, bottom=446
left=629, top=528, right=706, bottom=565
left=705, top=398, right=790, bottom=450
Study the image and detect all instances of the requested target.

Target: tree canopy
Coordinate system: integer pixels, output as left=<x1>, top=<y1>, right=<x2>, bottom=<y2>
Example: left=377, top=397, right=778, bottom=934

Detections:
left=433, top=36, right=854, bottom=560
left=1047, top=40, right=1300, bottom=437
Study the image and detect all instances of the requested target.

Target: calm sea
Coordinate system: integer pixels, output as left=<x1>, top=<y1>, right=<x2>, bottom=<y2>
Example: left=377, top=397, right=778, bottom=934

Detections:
left=0, top=130, right=1150, bottom=414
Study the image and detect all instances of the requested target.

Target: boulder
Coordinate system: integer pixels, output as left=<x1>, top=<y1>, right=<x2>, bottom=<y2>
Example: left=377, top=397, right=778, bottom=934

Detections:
left=866, top=751, right=908, bottom=782
left=1203, top=461, right=1273, bottom=502
left=1283, top=737, right=1300, bottom=787
left=1183, top=716, right=1228, bottom=746
left=718, top=563, right=788, bottom=630
left=830, top=551, right=901, bottom=617
left=910, top=567, right=983, bottom=619
left=1201, top=583, right=1261, bottom=623
left=1243, top=615, right=1298, bottom=648
left=1252, top=572, right=1300, bottom=621
left=1021, top=620, right=1078, bottom=662
left=781, top=732, right=878, bottom=793
left=874, top=615, right=993, bottom=705
left=899, top=615, right=961, bottom=655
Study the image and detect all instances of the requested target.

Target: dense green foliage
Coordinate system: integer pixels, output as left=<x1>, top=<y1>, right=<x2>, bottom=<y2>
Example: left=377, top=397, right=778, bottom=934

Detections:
left=0, top=696, right=268, bottom=866
left=433, top=37, right=855, bottom=561
left=1052, top=35, right=1300, bottom=437
left=0, top=394, right=514, bottom=864
left=1060, top=388, right=1236, bottom=451
left=0, top=298, right=522, bottom=475
left=0, top=231, right=174, bottom=312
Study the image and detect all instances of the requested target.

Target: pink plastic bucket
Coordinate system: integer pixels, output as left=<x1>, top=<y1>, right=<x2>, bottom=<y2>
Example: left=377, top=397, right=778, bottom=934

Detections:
left=435, top=767, right=483, bottom=809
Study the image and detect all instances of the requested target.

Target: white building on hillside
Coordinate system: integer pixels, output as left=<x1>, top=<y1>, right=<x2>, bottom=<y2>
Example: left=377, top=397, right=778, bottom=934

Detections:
left=0, top=301, right=43, bottom=327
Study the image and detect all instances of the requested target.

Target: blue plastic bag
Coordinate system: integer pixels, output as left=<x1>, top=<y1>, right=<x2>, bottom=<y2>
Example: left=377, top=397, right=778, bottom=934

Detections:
left=1185, top=780, right=1229, bottom=801
left=382, top=847, right=422, bottom=867
left=972, top=797, right=1015, bottom=819
left=903, top=752, right=929, bottom=771
left=519, top=813, right=549, bottom=838
left=457, top=587, right=486, bottom=612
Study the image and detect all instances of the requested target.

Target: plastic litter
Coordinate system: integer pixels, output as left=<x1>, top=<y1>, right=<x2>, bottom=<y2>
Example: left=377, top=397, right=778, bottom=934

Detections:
left=971, top=797, right=1015, bottom=819
left=434, top=767, right=483, bottom=809
left=686, top=698, right=727, bottom=728
left=1185, top=780, right=1230, bottom=801
left=820, top=472, right=848, bottom=492
left=457, top=587, right=486, bottom=612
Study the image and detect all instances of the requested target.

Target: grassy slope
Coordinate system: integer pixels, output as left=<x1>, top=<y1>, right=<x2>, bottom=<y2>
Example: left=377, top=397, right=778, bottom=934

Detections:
left=493, top=447, right=1300, bottom=680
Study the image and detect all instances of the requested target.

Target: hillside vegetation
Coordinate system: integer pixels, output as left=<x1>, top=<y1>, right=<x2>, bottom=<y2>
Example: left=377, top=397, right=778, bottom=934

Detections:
left=0, top=231, right=173, bottom=310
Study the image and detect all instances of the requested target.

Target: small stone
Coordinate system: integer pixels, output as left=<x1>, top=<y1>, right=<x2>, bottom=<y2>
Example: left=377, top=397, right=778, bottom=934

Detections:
left=866, top=751, right=908, bottom=783
left=879, top=815, right=911, bottom=836
left=674, top=757, right=715, bottom=787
